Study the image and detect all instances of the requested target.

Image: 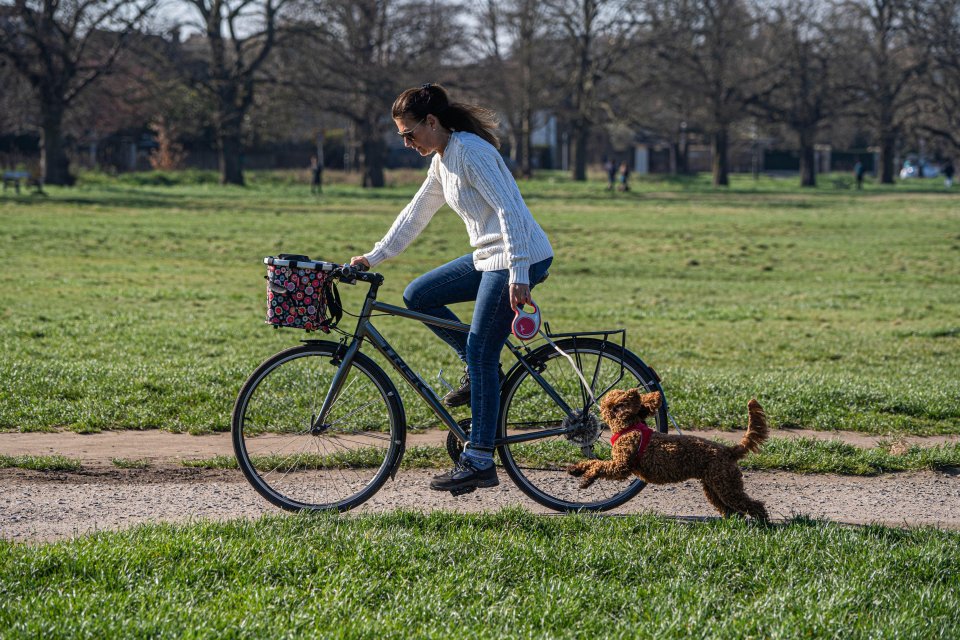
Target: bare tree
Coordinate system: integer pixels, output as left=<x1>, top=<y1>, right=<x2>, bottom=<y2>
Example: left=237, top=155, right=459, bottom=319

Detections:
left=0, top=54, right=37, bottom=141
left=837, top=0, right=928, bottom=183
left=544, top=0, right=640, bottom=181
left=646, top=0, right=764, bottom=186
left=600, top=12, right=701, bottom=175
left=282, top=0, right=463, bottom=188
left=176, top=0, right=291, bottom=185
left=472, top=0, right=549, bottom=177
left=750, top=0, right=855, bottom=186
left=905, top=0, right=960, bottom=154
left=0, top=0, right=158, bottom=185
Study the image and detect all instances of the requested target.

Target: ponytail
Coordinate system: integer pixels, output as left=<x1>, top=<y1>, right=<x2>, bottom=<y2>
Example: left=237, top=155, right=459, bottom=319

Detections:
left=392, top=83, right=501, bottom=149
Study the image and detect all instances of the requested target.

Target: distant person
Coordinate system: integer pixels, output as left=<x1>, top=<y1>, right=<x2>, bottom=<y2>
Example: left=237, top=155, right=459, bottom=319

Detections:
left=854, top=160, right=865, bottom=190
left=604, top=159, right=616, bottom=191
left=944, top=159, right=955, bottom=189
left=617, top=161, right=630, bottom=192
left=310, top=154, right=322, bottom=194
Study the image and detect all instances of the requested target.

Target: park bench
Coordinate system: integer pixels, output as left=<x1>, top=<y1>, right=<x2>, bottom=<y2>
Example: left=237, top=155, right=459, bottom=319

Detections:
left=2, top=170, right=44, bottom=195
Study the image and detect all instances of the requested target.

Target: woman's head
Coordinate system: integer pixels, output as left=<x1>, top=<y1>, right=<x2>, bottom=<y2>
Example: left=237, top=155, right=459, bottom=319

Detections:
left=392, top=83, right=500, bottom=155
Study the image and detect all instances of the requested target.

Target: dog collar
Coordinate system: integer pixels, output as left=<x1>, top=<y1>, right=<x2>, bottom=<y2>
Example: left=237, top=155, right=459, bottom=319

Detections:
left=610, top=422, right=654, bottom=458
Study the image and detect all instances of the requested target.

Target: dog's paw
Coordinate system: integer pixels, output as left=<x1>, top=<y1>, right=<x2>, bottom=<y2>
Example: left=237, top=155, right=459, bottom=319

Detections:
left=578, top=477, right=597, bottom=489
left=566, top=463, right=587, bottom=477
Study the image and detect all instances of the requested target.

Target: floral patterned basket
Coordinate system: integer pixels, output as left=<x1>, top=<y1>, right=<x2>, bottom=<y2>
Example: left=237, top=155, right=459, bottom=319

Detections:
left=264, top=255, right=339, bottom=332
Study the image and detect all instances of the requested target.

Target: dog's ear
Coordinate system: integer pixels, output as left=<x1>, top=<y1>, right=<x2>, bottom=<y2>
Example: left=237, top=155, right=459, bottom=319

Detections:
left=638, top=390, right=662, bottom=414
left=601, top=388, right=628, bottom=410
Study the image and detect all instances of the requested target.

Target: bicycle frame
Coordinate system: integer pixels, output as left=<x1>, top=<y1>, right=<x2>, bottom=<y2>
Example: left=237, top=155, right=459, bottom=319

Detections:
left=312, top=273, right=582, bottom=448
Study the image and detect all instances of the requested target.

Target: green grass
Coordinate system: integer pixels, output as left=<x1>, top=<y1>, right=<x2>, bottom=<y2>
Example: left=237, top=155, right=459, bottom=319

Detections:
left=1, top=510, right=957, bottom=638
left=1, top=170, right=958, bottom=435
left=741, top=437, right=960, bottom=474
left=110, top=457, right=150, bottom=469
left=183, top=437, right=960, bottom=475
left=0, top=454, right=82, bottom=471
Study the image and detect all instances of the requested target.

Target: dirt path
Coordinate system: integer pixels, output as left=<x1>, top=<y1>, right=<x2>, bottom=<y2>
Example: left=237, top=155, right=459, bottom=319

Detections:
left=3, top=428, right=957, bottom=464
left=3, top=430, right=959, bottom=543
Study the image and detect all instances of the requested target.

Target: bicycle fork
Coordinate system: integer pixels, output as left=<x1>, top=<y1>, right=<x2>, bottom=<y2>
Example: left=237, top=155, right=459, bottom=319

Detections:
left=310, top=338, right=360, bottom=433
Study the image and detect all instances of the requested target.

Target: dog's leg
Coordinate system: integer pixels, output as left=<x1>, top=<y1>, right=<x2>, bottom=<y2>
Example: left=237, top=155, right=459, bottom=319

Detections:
left=709, top=467, right=769, bottom=521
left=566, top=460, right=631, bottom=489
left=701, top=482, right=735, bottom=518
left=566, top=460, right=601, bottom=487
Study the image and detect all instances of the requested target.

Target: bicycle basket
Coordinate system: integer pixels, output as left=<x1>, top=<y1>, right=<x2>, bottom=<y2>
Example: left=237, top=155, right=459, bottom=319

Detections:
left=264, top=255, right=341, bottom=332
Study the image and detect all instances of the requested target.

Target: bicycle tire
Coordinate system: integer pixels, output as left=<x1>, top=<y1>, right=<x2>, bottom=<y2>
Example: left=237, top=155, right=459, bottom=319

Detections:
left=497, top=337, right=667, bottom=512
left=232, top=341, right=406, bottom=512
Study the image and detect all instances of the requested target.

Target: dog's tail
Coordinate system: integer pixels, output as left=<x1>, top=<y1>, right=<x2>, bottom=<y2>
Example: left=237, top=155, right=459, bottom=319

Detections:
left=732, top=400, right=769, bottom=459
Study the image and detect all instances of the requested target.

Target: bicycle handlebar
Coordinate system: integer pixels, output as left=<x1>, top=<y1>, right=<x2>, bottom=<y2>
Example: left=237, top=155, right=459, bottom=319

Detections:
left=335, top=261, right=378, bottom=285
left=265, top=255, right=378, bottom=285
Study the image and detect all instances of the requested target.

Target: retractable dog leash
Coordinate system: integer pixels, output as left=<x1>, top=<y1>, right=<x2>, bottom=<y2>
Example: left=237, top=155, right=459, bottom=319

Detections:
left=511, top=302, right=541, bottom=340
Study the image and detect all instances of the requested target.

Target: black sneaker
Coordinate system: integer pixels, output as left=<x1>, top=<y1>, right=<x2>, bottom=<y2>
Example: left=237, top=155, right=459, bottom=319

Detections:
left=442, top=367, right=506, bottom=408
left=430, top=458, right=499, bottom=495
left=442, top=369, right=472, bottom=408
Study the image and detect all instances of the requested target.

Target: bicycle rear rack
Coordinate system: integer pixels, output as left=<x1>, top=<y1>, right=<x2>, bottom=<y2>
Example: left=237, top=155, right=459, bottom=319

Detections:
left=542, top=322, right=627, bottom=350
left=537, top=323, right=629, bottom=412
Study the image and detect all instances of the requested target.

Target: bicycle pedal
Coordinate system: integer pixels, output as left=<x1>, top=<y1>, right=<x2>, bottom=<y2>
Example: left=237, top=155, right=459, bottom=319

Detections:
left=450, top=486, right=477, bottom=497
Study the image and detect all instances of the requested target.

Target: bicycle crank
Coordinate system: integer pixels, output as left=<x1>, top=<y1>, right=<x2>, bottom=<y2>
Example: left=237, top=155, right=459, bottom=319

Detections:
left=445, top=418, right=473, bottom=463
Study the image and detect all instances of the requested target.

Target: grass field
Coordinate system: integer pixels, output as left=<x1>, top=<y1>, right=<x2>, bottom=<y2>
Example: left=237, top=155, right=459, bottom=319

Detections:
left=1, top=510, right=958, bottom=638
left=3, top=171, right=959, bottom=637
left=1, top=170, right=957, bottom=436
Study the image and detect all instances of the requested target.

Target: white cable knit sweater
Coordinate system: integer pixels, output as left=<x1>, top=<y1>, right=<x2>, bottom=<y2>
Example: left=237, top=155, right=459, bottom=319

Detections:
left=363, top=131, right=553, bottom=284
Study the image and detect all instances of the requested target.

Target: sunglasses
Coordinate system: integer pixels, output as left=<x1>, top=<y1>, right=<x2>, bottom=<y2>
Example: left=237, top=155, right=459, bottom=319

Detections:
left=397, top=118, right=426, bottom=140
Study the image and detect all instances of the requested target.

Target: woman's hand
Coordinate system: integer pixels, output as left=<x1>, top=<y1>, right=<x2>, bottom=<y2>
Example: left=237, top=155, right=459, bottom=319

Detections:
left=350, top=256, right=371, bottom=269
left=510, top=283, right=531, bottom=311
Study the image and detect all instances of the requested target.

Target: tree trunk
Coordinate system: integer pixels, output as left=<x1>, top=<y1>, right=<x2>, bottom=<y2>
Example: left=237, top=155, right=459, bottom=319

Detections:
left=571, top=121, right=589, bottom=181
left=361, top=130, right=385, bottom=188
left=799, top=130, right=816, bottom=187
left=674, top=138, right=689, bottom=175
left=711, top=128, right=729, bottom=187
left=519, top=108, right=533, bottom=179
left=879, top=132, right=896, bottom=184
left=217, top=106, right=245, bottom=186
left=511, top=129, right=525, bottom=176
left=519, top=71, right=533, bottom=178
left=40, top=103, right=72, bottom=186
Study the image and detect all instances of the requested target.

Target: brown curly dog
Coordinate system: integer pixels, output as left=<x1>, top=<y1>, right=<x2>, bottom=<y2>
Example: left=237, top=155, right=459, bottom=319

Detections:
left=568, top=389, right=770, bottom=520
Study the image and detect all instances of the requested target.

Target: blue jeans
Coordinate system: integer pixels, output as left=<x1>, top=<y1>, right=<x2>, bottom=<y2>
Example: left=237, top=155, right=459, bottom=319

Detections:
left=403, top=254, right=553, bottom=460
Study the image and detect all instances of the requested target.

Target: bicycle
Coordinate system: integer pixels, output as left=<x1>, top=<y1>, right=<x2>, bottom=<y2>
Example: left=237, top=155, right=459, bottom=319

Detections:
left=232, top=256, right=670, bottom=513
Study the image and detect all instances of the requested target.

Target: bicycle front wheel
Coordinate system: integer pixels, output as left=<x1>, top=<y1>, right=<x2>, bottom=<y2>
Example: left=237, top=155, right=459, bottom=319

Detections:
left=232, top=341, right=405, bottom=512
left=497, top=337, right=667, bottom=512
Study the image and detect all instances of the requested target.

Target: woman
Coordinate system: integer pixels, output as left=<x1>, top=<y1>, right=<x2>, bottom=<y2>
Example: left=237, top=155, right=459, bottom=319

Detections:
left=350, top=83, right=553, bottom=494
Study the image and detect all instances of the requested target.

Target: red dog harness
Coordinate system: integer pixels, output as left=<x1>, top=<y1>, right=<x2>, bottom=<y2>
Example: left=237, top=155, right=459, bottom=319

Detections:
left=610, top=422, right=654, bottom=460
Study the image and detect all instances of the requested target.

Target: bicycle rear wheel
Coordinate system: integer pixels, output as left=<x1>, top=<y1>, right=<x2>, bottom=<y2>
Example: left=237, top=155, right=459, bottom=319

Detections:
left=497, top=337, right=667, bottom=512
left=232, top=341, right=405, bottom=512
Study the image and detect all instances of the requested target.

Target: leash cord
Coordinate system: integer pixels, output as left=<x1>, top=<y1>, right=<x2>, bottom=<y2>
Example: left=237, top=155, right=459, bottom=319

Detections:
left=537, top=330, right=598, bottom=406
